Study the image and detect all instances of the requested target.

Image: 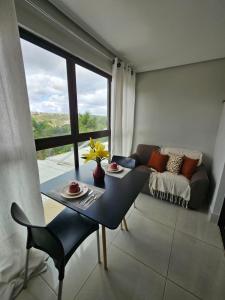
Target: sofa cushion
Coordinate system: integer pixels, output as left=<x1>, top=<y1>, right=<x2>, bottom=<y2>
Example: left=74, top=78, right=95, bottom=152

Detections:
left=161, top=147, right=202, bottom=166
left=148, top=150, right=169, bottom=172
left=181, top=156, right=199, bottom=179
left=166, top=153, right=183, bottom=174
left=136, top=144, right=159, bottom=165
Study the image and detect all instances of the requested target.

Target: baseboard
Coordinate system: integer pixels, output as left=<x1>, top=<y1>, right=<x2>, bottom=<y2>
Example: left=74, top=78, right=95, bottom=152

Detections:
left=219, top=226, right=225, bottom=250
left=210, top=212, right=225, bottom=250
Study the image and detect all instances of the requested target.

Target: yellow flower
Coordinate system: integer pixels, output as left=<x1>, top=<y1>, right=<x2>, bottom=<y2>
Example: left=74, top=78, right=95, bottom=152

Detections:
left=96, top=148, right=108, bottom=158
left=95, top=142, right=104, bottom=151
left=89, top=137, right=95, bottom=149
left=81, top=138, right=109, bottom=162
left=82, top=149, right=97, bottom=163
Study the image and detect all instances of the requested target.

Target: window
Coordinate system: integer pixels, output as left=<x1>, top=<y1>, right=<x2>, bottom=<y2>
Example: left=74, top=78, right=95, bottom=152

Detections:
left=21, top=39, right=71, bottom=139
left=37, top=145, right=74, bottom=183
left=20, top=28, right=111, bottom=182
left=76, top=65, right=108, bottom=133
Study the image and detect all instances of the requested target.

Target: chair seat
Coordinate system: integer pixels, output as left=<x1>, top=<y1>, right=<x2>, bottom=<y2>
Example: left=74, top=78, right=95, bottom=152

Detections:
left=111, top=155, right=136, bottom=169
left=47, top=208, right=98, bottom=263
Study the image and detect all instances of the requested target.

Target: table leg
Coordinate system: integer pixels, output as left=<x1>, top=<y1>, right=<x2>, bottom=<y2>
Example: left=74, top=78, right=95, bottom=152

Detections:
left=123, top=218, right=128, bottom=231
left=101, top=225, right=108, bottom=270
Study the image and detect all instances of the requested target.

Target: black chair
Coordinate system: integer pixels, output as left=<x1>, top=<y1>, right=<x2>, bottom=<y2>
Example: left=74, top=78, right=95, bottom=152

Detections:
left=111, top=155, right=137, bottom=229
left=11, top=203, right=100, bottom=300
left=111, top=155, right=136, bottom=169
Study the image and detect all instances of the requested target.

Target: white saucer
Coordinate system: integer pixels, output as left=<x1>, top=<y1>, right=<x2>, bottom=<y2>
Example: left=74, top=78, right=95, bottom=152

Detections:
left=107, top=165, right=124, bottom=173
left=61, top=184, right=88, bottom=199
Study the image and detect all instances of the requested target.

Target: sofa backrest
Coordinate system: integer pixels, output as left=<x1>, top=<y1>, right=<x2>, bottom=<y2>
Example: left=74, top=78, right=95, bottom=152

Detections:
left=135, top=144, right=159, bottom=165
left=160, top=147, right=203, bottom=166
left=135, top=144, right=204, bottom=167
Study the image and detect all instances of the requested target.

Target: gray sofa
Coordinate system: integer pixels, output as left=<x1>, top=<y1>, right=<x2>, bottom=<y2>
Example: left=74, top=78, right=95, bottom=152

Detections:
left=131, top=144, right=209, bottom=209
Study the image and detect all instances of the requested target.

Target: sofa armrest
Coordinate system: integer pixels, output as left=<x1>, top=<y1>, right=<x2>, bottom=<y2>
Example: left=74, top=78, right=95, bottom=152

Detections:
left=129, top=153, right=140, bottom=166
left=189, top=164, right=209, bottom=209
left=190, top=164, right=208, bottom=183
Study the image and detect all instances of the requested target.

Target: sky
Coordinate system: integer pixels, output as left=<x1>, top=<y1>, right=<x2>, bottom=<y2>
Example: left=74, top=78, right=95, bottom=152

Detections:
left=20, top=39, right=107, bottom=116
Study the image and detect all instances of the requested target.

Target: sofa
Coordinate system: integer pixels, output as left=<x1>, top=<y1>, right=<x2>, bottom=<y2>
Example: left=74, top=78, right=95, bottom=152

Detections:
left=131, top=144, right=209, bottom=209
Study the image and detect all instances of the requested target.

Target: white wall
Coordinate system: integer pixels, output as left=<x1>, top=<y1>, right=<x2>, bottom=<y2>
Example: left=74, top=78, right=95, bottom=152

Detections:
left=210, top=105, right=225, bottom=221
left=133, top=59, right=225, bottom=169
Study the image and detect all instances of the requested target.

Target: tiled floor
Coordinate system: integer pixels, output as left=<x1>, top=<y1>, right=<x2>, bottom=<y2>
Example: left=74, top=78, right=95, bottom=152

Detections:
left=16, top=193, right=225, bottom=300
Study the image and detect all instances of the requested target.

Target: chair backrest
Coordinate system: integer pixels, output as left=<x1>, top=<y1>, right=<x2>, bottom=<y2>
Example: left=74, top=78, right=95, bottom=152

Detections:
left=111, top=155, right=136, bottom=169
left=11, top=202, right=32, bottom=227
left=11, top=203, right=64, bottom=260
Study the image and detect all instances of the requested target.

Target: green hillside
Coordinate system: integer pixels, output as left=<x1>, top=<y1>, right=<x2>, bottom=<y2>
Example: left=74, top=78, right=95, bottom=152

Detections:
left=32, top=112, right=108, bottom=160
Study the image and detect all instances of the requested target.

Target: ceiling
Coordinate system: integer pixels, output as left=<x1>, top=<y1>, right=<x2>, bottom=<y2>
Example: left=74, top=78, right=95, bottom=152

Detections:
left=50, top=0, right=225, bottom=72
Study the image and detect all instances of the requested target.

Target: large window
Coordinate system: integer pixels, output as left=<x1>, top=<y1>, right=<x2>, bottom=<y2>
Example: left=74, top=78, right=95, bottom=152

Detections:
left=20, top=29, right=111, bottom=182
left=21, top=39, right=70, bottom=139
left=76, top=65, right=108, bottom=133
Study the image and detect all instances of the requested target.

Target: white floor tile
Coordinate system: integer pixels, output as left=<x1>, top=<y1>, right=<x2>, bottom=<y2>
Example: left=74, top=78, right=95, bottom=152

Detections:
left=75, top=245, right=165, bottom=300
left=40, top=232, right=99, bottom=300
left=42, top=196, right=64, bottom=223
left=26, top=275, right=56, bottom=300
left=168, top=231, right=225, bottom=300
left=96, top=206, right=134, bottom=250
left=16, top=289, right=37, bottom=300
left=176, top=208, right=223, bottom=248
left=15, top=188, right=225, bottom=300
left=164, top=280, right=200, bottom=300
left=99, top=224, right=121, bottom=247
left=113, top=210, right=174, bottom=276
left=135, top=193, right=178, bottom=228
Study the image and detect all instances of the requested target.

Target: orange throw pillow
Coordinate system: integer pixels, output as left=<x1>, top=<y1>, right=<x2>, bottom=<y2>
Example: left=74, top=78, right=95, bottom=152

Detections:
left=148, top=150, right=169, bottom=173
left=181, top=156, right=199, bottom=179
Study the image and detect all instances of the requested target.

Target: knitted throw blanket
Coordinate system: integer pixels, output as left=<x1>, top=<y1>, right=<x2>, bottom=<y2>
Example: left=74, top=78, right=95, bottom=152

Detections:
left=149, top=170, right=191, bottom=208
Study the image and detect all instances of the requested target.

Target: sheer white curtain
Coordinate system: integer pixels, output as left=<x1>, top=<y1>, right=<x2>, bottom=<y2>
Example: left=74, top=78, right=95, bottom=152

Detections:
left=0, top=0, right=46, bottom=299
left=111, top=58, right=136, bottom=157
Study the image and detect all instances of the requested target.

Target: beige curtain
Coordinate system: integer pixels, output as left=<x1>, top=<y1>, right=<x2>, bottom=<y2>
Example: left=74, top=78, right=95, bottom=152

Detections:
left=0, top=0, right=46, bottom=298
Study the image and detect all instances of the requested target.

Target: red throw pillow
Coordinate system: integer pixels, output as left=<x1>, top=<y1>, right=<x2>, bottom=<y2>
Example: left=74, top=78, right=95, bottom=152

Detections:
left=148, top=150, right=169, bottom=172
left=181, top=156, right=199, bottom=179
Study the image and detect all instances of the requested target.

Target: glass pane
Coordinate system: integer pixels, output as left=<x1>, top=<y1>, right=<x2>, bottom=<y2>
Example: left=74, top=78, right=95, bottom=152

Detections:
left=76, top=65, right=108, bottom=133
left=37, top=145, right=74, bottom=183
left=20, top=39, right=71, bottom=139
left=78, top=137, right=109, bottom=166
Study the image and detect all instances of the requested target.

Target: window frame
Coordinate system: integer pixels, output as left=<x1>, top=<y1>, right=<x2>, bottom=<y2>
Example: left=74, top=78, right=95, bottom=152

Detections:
left=20, top=27, right=111, bottom=169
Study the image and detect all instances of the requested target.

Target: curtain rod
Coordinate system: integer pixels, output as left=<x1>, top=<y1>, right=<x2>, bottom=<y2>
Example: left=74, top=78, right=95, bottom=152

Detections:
left=112, top=58, right=135, bottom=70
left=24, top=0, right=114, bottom=61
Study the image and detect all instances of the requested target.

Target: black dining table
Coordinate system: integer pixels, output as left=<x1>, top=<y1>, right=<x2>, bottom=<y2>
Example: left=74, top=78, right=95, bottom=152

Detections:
left=41, top=161, right=149, bottom=269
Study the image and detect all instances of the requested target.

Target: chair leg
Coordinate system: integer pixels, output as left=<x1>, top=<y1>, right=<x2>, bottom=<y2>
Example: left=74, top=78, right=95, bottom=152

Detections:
left=101, top=226, right=108, bottom=270
left=123, top=218, right=128, bottom=231
left=58, top=279, right=63, bottom=300
left=23, top=249, right=30, bottom=289
left=96, top=229, right=101, bottom=263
